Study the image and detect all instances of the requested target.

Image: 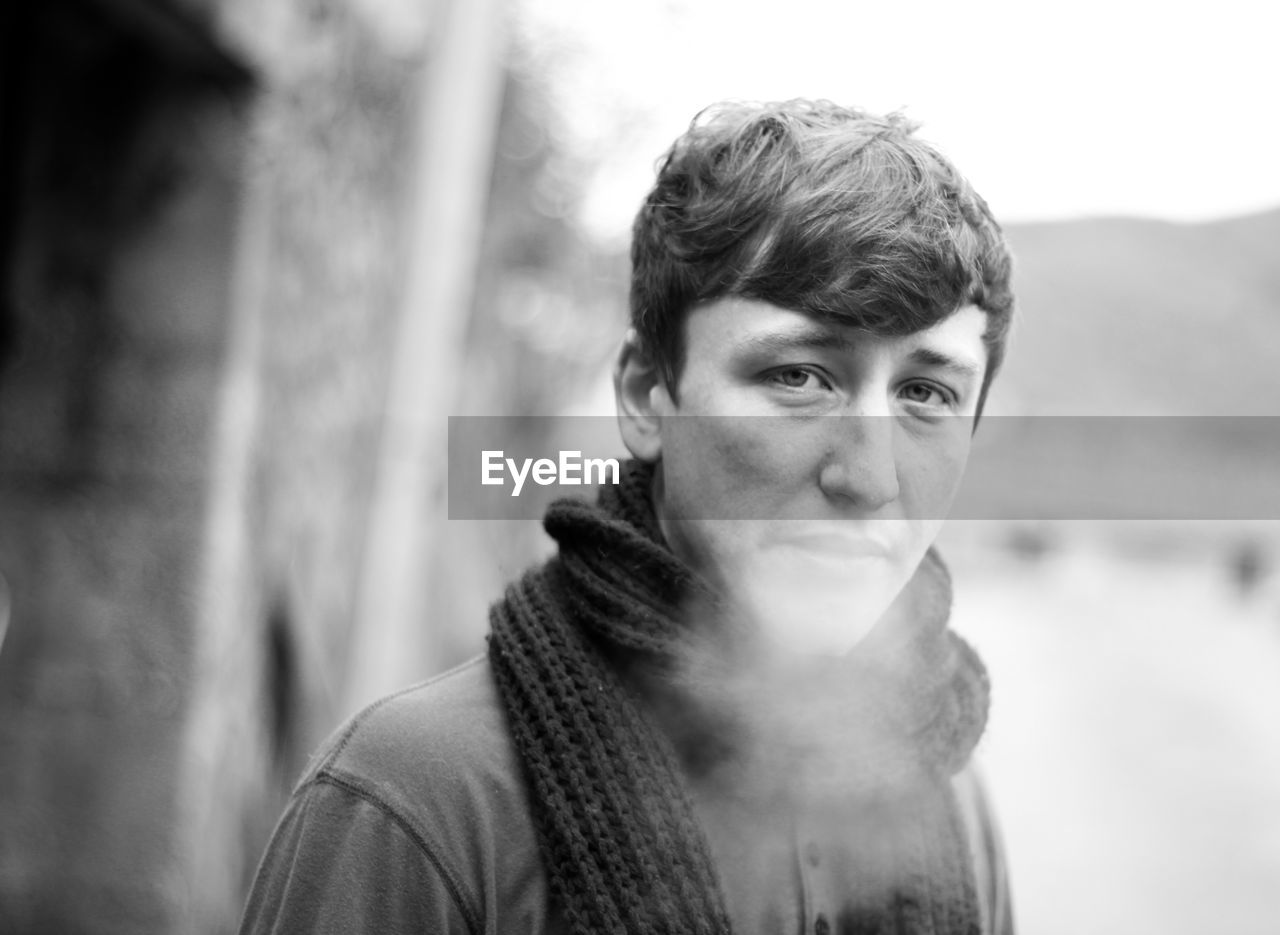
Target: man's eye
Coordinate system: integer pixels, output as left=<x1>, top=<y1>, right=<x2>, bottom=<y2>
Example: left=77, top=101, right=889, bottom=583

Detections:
left=900, top=382, right=949, bottom=406
left=768, top=367, right=828, bottom=390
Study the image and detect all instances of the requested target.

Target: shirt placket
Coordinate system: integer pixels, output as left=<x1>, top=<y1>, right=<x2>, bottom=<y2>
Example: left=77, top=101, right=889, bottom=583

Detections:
left=794, top=809, right=836, bottom=935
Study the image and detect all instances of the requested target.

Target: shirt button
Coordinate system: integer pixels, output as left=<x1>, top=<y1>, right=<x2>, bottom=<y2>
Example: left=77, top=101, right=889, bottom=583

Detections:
left=805, top=842, right=821, bottom=867
left=815, top=914, right=831, bottom=935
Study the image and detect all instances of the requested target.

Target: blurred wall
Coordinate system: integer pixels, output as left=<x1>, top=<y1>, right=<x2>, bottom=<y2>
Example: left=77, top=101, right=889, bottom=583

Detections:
left=0, top=0, right=503, bottom=931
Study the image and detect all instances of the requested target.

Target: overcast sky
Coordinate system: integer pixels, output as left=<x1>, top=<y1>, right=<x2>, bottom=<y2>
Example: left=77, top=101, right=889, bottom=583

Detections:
left=514, top=0, right=1279, bottom=241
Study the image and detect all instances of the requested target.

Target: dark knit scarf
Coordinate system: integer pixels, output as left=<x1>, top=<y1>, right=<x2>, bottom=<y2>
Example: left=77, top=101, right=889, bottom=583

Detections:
left=488, top=460, right=990, bottom=935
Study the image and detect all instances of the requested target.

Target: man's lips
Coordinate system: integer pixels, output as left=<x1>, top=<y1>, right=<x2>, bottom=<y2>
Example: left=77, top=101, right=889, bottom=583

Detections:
left=770, top=528, right=894, bottom=560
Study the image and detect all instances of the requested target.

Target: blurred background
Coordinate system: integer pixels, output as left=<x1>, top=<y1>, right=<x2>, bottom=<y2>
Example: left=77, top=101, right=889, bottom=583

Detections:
left=1, top=0, right=1278, bottom=932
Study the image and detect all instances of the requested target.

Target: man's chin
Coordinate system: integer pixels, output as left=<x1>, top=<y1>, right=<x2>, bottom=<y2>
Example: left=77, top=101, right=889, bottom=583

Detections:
left=736, top=578, right=902, bottom=659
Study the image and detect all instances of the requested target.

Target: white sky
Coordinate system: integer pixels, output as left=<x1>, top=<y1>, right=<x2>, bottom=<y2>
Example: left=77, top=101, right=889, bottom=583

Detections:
left=513, top=0, right=1280, bottom=242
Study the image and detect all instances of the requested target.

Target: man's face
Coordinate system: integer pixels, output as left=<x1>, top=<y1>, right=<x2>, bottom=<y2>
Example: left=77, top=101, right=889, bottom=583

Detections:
left=631, top=297, right=987, bottom=657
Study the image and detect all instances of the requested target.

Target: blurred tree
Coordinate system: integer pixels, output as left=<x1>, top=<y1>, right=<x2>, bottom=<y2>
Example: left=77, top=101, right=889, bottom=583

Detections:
left=467, top=57, right=626, bottom=419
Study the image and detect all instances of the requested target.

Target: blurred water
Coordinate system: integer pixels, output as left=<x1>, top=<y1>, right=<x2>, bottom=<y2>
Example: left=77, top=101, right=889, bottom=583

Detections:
left=948, top=533, right=1280, bottom=935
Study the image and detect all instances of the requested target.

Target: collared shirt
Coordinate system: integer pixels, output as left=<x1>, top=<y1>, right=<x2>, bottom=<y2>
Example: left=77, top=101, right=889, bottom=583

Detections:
left=240, top=656, right=1014, bottom=935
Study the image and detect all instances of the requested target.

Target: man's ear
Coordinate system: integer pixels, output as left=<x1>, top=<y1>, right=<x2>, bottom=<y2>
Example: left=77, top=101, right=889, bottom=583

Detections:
left=613, top=329, right=671, bottom=463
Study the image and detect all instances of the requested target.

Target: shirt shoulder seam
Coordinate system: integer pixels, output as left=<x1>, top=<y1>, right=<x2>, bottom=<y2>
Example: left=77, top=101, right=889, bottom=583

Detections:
left=324, top=655, right=489, bottom=766
left=313, top=767, right=484, bottom=935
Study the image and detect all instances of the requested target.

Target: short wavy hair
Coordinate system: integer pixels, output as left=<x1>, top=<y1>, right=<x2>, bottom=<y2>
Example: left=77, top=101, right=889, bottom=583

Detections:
left=630, top=99, right=1015, bottom=411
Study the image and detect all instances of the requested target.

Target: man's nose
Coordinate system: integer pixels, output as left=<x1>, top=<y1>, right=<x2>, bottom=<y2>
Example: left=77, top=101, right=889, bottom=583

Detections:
left=816, top=415, right=900, bottom=510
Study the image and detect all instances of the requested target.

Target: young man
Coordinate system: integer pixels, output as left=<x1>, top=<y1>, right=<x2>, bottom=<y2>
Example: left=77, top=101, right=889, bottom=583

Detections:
left=241, top=99, right=1016, bottom=935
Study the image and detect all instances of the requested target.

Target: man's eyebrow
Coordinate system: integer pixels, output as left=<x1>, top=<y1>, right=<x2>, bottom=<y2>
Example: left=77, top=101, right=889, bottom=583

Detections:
left=907, top=347, right=983, bottom=380
left=734, top=325, right=985, bottom=380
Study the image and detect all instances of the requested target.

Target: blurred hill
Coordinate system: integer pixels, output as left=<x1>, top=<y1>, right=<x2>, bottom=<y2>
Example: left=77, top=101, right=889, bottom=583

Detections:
left=994, top=208, right=1280, bottom=416
left=945, top=209, right=1280, bottom=556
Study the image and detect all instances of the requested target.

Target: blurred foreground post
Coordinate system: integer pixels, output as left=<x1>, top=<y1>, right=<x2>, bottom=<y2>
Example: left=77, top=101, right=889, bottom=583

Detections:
left=0, top=0, right=505, bottom=932
left=344, top=0, right=505, bottom=717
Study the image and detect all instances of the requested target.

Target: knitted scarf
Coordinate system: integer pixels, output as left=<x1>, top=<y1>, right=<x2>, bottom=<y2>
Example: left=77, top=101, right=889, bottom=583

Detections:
left=488, top=460, right=990, bottom=935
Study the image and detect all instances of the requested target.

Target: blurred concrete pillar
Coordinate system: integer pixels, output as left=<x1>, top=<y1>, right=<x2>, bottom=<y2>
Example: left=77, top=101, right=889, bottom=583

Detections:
left=0, top=3, right=253, bottom=932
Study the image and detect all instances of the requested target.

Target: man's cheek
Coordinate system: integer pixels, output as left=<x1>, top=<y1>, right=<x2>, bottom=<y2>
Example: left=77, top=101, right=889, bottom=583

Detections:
left=899, top=432, right=972, bottom=520
left=708, top=417, right=819, bottom=518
